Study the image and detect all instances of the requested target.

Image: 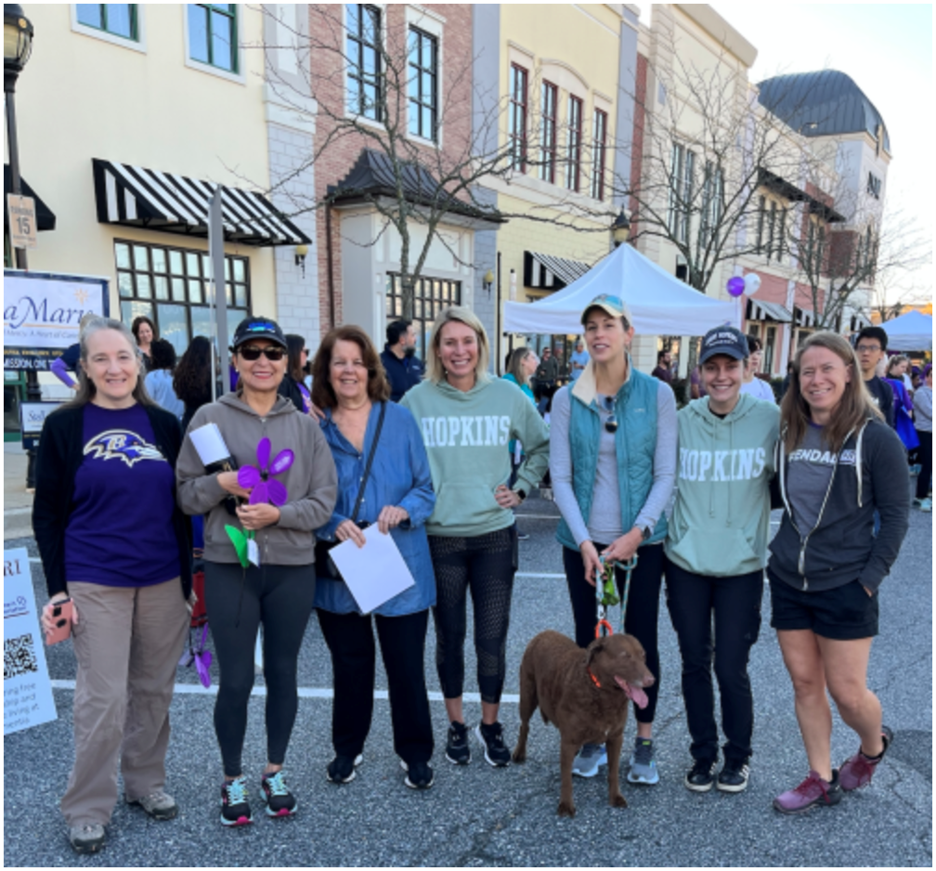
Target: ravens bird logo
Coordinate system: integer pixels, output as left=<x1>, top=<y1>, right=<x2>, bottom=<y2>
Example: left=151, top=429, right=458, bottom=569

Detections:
left=83, top=430, right=167, bottom=467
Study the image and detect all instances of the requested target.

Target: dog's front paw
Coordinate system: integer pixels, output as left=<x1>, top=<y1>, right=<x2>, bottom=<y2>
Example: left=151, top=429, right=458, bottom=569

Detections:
left=557, top=800, right=576, bottom=818
left=610, top=792, right=628, bottom=809
left=511, top=748, right=526, bottom=764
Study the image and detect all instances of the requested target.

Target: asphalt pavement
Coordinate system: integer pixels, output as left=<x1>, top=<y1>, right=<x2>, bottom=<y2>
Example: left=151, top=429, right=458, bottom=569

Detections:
left=3, top=478, right=932, bottom=867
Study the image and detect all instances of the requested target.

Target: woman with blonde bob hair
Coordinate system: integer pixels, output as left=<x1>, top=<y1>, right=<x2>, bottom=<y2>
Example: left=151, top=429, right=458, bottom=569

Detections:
left=769, top=331, right=909, bottom=814
left=401, top=306, right=549, bottom=768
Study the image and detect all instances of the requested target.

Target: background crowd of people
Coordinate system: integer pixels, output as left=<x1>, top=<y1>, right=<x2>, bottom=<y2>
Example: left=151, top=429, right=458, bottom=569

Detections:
left=33, top=300, right=920, bottom=853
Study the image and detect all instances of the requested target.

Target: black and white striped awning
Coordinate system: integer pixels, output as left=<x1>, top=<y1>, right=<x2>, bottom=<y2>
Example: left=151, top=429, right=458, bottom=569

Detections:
left=746, top=298, right=792, bottom=323
left=524, top=250, right=591, bottom=290
left=92, top=158, right=310, bottom=247
left=849, top=311, right=872, bottom=332
left=794, top=306, right=816, bottom=328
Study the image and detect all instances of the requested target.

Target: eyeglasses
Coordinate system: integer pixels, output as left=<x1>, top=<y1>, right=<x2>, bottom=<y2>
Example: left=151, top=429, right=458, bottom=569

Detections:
left=603, top=395, right=618, bottom=434
left=238, top=346, right=285, bottom=361
left=856, top=344, right=882, bottom=353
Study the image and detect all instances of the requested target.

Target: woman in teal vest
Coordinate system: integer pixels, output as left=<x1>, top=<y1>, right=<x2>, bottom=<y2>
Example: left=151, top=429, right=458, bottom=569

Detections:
left=551, top=294, right=677, bottom=784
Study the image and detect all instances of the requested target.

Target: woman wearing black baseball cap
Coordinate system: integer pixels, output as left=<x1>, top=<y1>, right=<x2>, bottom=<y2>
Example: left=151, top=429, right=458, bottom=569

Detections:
left=177, top=315, right=337, bottom=827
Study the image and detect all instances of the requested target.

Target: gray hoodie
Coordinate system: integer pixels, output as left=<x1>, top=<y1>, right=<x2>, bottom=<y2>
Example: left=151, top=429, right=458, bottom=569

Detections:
left=176, top=393, right=337, bottom=565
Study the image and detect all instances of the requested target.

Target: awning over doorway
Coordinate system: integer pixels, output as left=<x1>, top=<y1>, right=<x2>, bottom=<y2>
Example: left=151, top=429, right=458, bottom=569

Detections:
left=794, top=306, right=816, bottom=328
left=524, top=250, right=591, bottom=290
left=4, top=165, right=56, bottom=231
left=747, top=297, right=792, bottom=323
left=92, top=158, right=310, bottom=246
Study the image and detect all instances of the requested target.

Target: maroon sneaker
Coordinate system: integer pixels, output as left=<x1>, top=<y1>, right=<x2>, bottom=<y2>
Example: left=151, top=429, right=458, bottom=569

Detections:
left=839, top=725, right=893, bottom=791
left=773, top=769, right=842, bottom=814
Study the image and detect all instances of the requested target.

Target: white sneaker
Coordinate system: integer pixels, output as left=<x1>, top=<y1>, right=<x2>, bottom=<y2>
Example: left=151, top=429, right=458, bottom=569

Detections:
left=915, top=497, right=932, bottom=512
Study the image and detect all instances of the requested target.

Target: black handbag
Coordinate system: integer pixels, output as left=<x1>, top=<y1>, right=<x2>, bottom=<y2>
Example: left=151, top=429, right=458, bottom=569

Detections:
left=314, top=402, right=386, bottom=581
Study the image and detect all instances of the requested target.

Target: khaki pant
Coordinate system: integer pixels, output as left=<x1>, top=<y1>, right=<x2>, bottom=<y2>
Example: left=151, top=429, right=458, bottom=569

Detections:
left=61, top=579, right=189, bottom=827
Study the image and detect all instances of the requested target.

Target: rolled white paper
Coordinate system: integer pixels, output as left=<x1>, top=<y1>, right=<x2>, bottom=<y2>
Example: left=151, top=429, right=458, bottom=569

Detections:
left=189, top=423, right=233, bottom=468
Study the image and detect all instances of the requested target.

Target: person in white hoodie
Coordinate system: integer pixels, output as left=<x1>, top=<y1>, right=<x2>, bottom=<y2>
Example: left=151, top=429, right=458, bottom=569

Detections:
left=664, top=326, right=779, bottom=795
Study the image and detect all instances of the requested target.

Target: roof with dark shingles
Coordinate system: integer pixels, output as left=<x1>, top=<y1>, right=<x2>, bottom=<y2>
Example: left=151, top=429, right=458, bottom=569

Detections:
left=326, top=149, right=504, bottom=223
left=756, top=70, right=890, bottom=153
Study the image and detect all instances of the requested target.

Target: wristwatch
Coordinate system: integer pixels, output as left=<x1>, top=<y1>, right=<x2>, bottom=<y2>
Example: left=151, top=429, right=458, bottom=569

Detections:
left=514, top=488, right=527, bottom=504
left=639, top=525, right=652, bottom=541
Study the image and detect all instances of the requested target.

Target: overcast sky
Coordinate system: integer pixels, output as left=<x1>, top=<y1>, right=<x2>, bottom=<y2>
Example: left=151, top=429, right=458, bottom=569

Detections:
left=641, top=4, right=933, bottom=303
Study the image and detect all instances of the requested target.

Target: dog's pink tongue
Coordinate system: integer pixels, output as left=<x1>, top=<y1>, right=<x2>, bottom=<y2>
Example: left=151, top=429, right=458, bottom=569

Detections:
left=615, top=677, right=649, bottom=709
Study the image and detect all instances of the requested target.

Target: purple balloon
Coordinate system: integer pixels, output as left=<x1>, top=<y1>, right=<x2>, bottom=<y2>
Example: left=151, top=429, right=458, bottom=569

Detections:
left=727, top=276, right=746, bottom=297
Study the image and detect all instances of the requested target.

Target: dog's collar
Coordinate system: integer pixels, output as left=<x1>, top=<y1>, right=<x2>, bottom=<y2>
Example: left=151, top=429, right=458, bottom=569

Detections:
left=587, top=666, right=601, bottom=689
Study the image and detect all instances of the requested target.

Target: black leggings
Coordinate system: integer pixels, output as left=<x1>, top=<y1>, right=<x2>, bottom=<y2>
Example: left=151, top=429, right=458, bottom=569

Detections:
left=664, top=559, right=763, bottom=762
left=429, top=526, right=518, bottom=705
left=562, top=543, right=663, bottom=724
left=204, top=561, right=316, bottom=777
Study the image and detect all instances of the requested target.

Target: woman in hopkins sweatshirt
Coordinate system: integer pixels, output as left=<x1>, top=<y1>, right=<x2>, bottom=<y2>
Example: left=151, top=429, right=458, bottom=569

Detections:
left=664, top=325, right=779, bottom=796
left=401, top=306, right=549, bottom=769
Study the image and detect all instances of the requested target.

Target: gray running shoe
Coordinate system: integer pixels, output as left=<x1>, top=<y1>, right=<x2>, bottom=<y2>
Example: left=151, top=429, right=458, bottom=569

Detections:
left=572, top=743, right=607, bottom=778
left=627, top=737, right=659, bottom=785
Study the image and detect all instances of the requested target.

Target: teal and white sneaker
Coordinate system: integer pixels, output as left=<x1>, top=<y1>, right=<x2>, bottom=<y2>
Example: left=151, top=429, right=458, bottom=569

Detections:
left=627, top=737, right=659, bottom=785
left=572, top=743, right=607, bottom=778
left=914, top=497, right=932, bottom=512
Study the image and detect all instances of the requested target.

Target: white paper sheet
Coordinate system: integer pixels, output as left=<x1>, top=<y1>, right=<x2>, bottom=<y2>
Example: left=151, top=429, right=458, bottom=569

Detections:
left=328, top=527, right=416, bottom=614
left=189, top=423, right=231, bottom=467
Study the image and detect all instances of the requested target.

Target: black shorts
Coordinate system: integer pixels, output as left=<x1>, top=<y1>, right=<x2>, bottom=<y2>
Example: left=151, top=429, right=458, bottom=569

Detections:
left=768, top=571, right=879, bottom=640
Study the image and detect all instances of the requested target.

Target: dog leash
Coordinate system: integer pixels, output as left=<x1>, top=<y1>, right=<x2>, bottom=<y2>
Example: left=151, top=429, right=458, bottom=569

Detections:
left=594, top=554, right=638, bottom=638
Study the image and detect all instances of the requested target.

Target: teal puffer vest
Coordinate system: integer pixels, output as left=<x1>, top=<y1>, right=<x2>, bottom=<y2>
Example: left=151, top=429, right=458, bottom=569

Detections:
left=556, top=368, right=667, bottom=551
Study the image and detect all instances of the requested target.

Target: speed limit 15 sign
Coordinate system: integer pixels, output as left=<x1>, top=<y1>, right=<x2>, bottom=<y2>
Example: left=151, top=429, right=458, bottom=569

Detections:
left=7, top=194, right=37, bottom=250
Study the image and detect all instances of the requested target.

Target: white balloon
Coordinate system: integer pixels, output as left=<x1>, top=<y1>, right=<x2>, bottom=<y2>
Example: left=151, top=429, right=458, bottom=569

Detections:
left=743, top=273, right=761, bottom=295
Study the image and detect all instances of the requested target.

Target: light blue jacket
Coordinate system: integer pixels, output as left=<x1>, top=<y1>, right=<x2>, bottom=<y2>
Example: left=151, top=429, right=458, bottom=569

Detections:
left=555, top=360, right=667, bottom=550
left=145, top=369, right=184, bottom=420
left=314, top=401, right=436, bottom=616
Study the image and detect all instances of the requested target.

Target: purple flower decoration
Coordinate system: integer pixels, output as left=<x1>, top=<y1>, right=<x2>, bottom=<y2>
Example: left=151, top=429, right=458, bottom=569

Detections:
left=238, top=437, right=294, bottom=505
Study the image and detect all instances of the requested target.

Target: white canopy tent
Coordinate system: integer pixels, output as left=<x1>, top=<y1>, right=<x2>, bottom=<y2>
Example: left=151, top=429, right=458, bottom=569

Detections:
left=503, top=242, right=740, bottom=336
left=881, top=309, right=932, bottom=352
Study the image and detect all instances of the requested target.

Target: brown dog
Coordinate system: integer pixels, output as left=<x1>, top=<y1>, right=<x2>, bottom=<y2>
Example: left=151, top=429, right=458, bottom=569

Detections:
left=511, top=630, right=654, bottom=817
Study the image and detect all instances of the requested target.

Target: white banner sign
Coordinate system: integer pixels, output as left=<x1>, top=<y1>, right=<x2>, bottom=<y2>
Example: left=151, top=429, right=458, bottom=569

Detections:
left=4, top=548, right=58, bottom=735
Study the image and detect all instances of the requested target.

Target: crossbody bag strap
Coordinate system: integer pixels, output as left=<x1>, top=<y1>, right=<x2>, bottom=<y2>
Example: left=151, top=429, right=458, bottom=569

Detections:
left=349, top=401, right=387, bottom=524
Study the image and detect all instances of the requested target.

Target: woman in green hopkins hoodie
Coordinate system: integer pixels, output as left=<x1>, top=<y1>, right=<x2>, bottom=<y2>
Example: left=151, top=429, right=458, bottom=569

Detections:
left=664, top=325, right=779, bottom=796
left=401, top=307, right=549, bottom=769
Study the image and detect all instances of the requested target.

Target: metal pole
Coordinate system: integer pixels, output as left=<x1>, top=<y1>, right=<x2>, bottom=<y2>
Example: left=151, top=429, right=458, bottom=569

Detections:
left=6, top=75, right=39, bottom=488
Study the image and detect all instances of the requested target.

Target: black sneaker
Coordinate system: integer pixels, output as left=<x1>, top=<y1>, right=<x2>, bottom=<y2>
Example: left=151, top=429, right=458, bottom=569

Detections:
left=475, top=721, right=511, bottom=767
left=717, top=758, right=750, bottom=793
left=260, top=770, right=297, bottom=817
left=220, top=776, right=253, bottom=827
left=400, top=760, right=435, bottom=790
left=326, top=753, right=363, bottom=784
left=445, top=721, right=471, bottom=765
left=684, top=758, right=717, bottom=793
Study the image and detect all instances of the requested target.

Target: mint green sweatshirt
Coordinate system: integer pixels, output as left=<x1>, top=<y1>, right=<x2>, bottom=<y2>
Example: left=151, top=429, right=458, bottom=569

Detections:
left=665, top=393, right=780, bottom=576
left=401, top=376, right=550, bottom=537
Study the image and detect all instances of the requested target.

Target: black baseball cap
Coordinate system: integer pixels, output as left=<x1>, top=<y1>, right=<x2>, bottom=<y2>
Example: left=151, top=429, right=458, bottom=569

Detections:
left=699, top=325, right=749, bottom=364
left=231, top=316, right=287, bottom=350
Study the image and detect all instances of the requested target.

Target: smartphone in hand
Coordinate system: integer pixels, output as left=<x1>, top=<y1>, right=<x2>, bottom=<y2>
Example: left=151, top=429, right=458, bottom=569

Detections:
left=46, top=598, right=74, bottom=645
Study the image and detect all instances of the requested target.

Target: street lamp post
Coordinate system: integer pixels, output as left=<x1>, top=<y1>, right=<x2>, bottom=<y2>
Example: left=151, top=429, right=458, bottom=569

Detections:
left=5, top=3, right=38, bottom=488
left=611, top=207, right=631, bottom=249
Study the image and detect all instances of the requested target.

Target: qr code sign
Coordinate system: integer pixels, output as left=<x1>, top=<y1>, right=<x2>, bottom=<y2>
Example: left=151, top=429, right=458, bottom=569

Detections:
left=4, top=633, right=39, bottom=681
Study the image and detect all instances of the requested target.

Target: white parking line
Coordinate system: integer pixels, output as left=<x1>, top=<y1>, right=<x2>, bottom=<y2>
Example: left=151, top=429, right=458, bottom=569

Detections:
left=515, top=513, right=562, bottom=520
left=4, top=508, right=32, bottom=517
left=49, top=679, right=520, bottom=704
left=515, top=572, right=565, bottom=579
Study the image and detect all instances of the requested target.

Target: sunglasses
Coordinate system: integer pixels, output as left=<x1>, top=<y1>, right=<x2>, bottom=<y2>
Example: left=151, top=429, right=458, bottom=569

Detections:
left=238, top=346, right=285, bottom=361
left=603, top=395, right=618, bottom=434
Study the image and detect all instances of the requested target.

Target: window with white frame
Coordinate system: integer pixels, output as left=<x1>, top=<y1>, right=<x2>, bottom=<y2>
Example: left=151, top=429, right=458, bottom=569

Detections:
left=187, top=4, right=237, bottom=72
left=540, top=81, right=558, bottom=184
left=509, top=64, right=528, bottom=172
left=408, top=26, right=437, bottom=141
left=668, top=142, right=694, bottom=243
left=76, top=4, right=138, bottom=40
left=590, top=108, right=607, bottom=201
left=347, top=4, right=382, bottom=121
left=698, top=160, right=723, bottom=252
left=565, top=95, right=583, bottom=192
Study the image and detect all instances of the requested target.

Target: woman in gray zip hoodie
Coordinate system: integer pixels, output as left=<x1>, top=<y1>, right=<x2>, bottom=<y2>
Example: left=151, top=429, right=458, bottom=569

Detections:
left=176, top=317, right=337, bottom=827
left=769, top=332, right=909, bottom=815
left=664, top=326, right=779, bottom=795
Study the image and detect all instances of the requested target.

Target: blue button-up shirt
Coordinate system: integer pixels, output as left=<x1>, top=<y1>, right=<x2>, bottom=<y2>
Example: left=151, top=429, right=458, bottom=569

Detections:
left=314, top=401, right=436, bottom=616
